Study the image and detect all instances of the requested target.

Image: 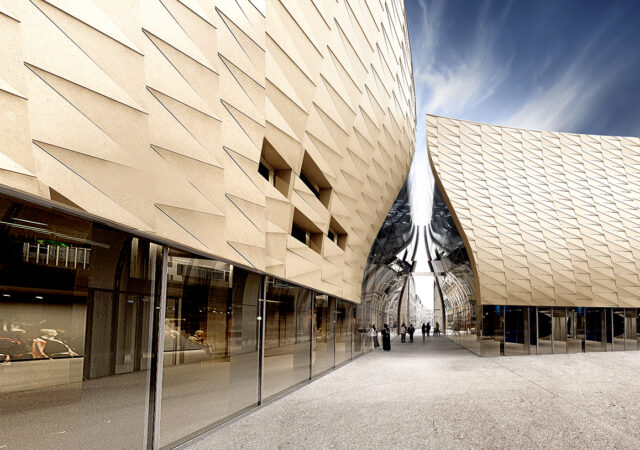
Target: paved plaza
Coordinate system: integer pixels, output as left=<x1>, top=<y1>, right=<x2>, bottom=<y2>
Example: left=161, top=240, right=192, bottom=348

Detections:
left=184, top=336, right=640, bottom=449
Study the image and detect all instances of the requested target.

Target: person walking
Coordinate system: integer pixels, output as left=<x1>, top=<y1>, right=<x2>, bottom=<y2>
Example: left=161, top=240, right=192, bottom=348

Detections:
left=400, top=323, right=407, bottom=343
left=426, top=322, right=431, bottom=337
left=434, top=322, right=441, bottom=336
left=370, top=324, right=380, bottom=349
left=382, top=324, right=391, bottom=351
left=421, top=323, right=426, bottom=341
left=408, top=323, right=415, bottom=343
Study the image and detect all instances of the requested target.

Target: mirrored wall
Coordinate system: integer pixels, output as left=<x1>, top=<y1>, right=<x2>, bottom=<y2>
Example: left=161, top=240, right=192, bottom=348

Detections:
left=475, top=305, right=640, bottom=356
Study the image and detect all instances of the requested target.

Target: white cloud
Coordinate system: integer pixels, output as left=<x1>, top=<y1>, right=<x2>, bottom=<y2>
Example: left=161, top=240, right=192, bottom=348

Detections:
left=502, top=11, right=631, bottom=133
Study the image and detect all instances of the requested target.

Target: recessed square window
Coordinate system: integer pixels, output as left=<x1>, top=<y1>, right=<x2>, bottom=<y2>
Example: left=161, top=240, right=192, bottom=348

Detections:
left=259, top=139, right=292, bottom=198
left=300, top=152, right=332, bottom=208
left=291, top=208, right=323, bottom=254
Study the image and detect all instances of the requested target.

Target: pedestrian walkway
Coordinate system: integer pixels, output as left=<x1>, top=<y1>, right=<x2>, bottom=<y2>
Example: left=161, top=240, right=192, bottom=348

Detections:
left=182, top=336, right=640, bottom=449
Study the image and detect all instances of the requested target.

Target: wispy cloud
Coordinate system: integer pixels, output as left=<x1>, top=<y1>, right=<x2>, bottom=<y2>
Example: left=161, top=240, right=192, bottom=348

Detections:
left=502, top=10, right=634, bottom=134
left=413, top=0, right=513, bottom=117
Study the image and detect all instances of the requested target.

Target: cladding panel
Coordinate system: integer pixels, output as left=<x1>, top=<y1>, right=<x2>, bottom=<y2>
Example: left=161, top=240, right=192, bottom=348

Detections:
left=0, top=0, right=415, bottom=303
left=428, top=114, right=640, bottom=307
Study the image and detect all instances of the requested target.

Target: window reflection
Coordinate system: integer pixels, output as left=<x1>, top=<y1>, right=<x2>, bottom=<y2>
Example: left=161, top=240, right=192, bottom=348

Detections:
left=613, top=308, right=625, bottom=351
left=159, top=250, right=260, bottom=447
left=504, top=306, right=527, bottom=356
left=335, top=300, right=352, bottom=365
left=567, top=308, right=585, bottom=353
left=537, top=308, right=552, bottom=354
left=627, top=309, right=638, bottom=351
left=481, top=306, right=503, bottom=356
left=262, top=277, right=311, bottom=400
left=313, top=295, right=335, bottom=375
left=552, top=308, right=566, bottom=354
left=0, top=197, right=158, bottom=449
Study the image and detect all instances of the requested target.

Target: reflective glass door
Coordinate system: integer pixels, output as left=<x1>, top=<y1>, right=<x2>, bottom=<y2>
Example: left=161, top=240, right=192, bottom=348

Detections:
left=585, top=308, right=604, bottom=352
left=537, top=308, right=552, bottom=354
left=552, top=308, right=566, bottom=353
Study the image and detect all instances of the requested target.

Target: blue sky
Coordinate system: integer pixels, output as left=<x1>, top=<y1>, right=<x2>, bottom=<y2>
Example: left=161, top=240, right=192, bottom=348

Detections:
left=408, top=0, right=640, bottom=222
left=406, top=0, right=640, bottom=304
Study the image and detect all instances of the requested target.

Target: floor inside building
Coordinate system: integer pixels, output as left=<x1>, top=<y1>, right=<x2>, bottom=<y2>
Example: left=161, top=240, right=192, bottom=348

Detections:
left=183, top=336, right=640, bottom=449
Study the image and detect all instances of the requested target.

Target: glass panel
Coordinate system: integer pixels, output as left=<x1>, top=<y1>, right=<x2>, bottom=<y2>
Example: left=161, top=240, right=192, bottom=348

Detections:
left=637, top=309, right=640, bottom=350
left=613, top=308, right=625, bottom=351
left=552, top=308, right=566, bottom=353
left=529, top=307, right=537, bottom=354
left=625, top=309, right=637, bottom=351
left=262, top=278, right=311, bottom=400
left=567, top=307, right=585, bottom=353
left=537, top=308, right=552, bottom=354
left=159, top=250, right=260, bottom=447
left=456, top=301, right=480, bottom=355
left=0, top=196, right=157, bottom=449
left=335, top=300, right=351, bottom=365
left=604, top=308, right=613, bottom=352
left=313, top=294, right=334, bottom=375
left=504, top=306, right=527, bottom=356
left=585, top=308, right=604, bottom=352
left=352, top=303, right=363, bottom=356
left=481, top=305, right=503, bottom=356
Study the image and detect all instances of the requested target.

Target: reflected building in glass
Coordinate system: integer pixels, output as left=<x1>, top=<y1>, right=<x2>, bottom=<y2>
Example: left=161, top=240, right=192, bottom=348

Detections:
left=0, top=0, right=416, bottom=448
left=361, top=178, right=423, bottom=332
left=427, top=114, right=640, bottom=356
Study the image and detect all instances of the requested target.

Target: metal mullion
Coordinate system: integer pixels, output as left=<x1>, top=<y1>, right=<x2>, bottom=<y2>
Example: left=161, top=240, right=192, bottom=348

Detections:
left=310, top=292, right=315, bottom=380
left=535, top=307, right=539, bottom=355
left=148, top=245, right=168, bottom=450
left=257, top=277, right=266, bottom=405
left=551, top=307, right=554, bottom=354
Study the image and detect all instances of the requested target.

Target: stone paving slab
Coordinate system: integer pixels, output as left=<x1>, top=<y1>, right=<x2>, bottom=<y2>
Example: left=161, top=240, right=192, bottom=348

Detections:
left=182, top=336, right=640, bottom=449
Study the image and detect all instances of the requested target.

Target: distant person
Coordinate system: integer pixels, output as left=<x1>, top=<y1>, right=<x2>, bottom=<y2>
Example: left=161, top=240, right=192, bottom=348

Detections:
left=567, top=316, right=572, bottom=336
left=370, top=324, right=380, bottom=349
left=400, top=323, right=407, bottom=343
left=382, top=324, right=391, bottom=351
left=434, top=322, right=441, bottom=336
left=426, top=322, right=431, bottom=337
left=421, top=323, right=426, bottom=341
left=408, top=323, right=415, bottom=343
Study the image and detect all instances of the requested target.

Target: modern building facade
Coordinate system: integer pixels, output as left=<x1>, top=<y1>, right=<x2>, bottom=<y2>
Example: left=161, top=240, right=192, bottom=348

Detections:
left=0, top=1, right=415, bottom=448
left=427, top=114, right=640, bottom=356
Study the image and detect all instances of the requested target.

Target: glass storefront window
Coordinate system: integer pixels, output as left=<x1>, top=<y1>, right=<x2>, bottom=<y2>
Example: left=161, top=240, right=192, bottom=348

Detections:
left=335, top=300, right=352, bottom=365
left=552, top=308, right=566, bottom=354
left=604, top=308, right=613, bottom=352
left=567, top=307, right=585, bottom=353
left=262, top=277, right=312, bottom=400
left=537, top=308, right=552, bottom=354
left=0, top=194, right=365, bottom=449
left=612, top=308, right=625, bottom=351
left=504, top=306, right=528, bottom=356
left=0, top=197, right=159, bottom=449
left=352, top=303, right=363, bottom=356
left=529, top=307, right=537, bottom=354
left=637, top=309, right=640, bottom=350
left=481, top=305, right=503, bottom=356
left=585, top=308, right=604, bottom=352
left=313, top=294, right=335, bottom=375
left=159, top=250, right=261, bottom=447
left=625, top=309, right=637, bottom=351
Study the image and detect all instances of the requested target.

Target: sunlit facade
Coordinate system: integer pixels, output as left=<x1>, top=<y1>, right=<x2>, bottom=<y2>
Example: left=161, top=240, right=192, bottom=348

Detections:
left=0, top=1, right=415, bottom=448
left=428, top=114, right=640, bottom=356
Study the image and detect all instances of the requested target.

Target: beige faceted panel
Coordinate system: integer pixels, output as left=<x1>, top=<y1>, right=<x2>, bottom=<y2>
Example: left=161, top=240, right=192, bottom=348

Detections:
left=428, top=114, right=640, bottom=307
left=0, top=0, right=415, bottom=303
